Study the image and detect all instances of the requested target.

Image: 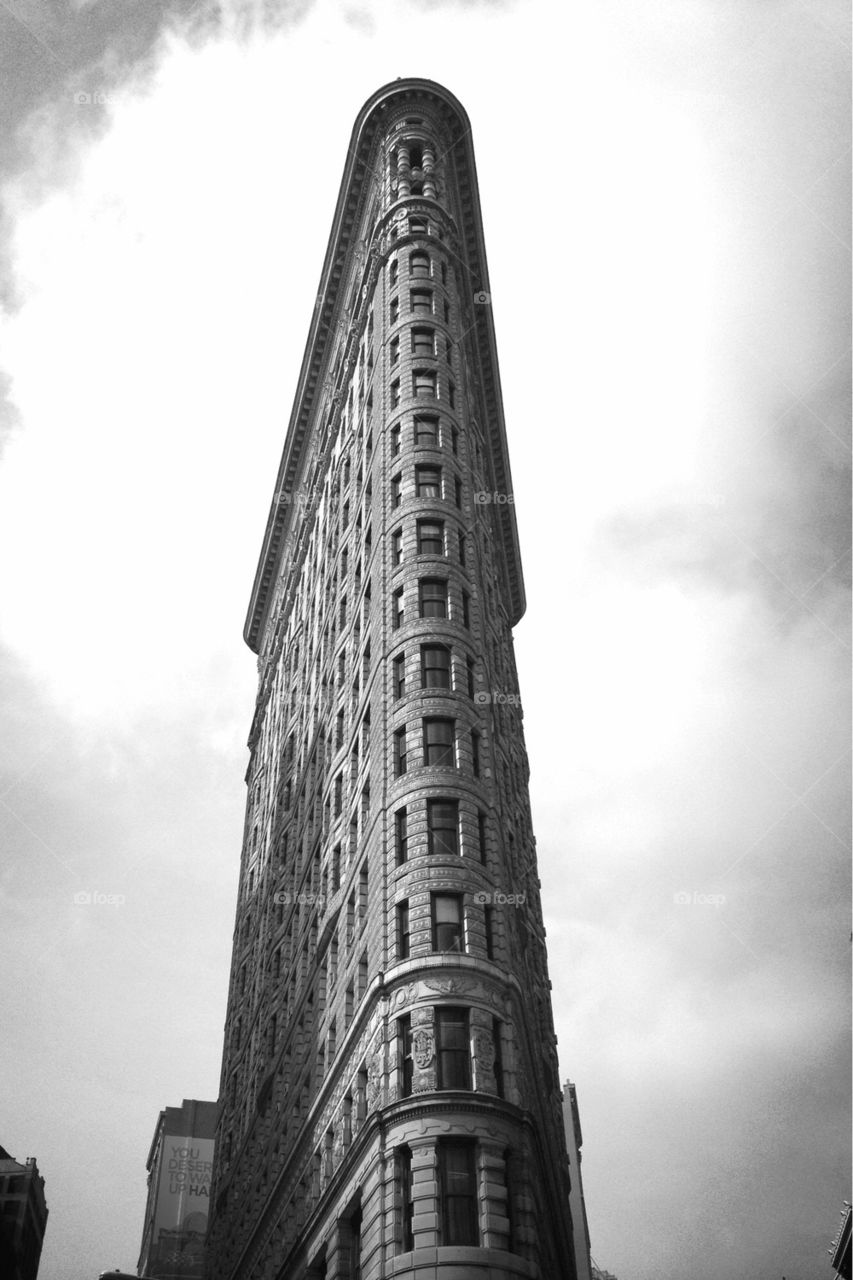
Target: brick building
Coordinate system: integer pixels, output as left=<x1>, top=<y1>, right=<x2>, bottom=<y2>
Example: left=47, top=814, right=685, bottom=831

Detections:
left=0, top=1147, right=48, bottom=1280
left=206, top=78, right=581, bottom=1280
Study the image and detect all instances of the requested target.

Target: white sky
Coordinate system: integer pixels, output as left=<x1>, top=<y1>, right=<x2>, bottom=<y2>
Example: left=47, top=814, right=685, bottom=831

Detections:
left=0, top=1, right=849, bottom=1278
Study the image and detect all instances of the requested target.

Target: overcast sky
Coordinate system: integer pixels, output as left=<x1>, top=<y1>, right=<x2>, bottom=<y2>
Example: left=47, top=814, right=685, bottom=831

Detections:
left=0, top=2, right=849, bottom=1278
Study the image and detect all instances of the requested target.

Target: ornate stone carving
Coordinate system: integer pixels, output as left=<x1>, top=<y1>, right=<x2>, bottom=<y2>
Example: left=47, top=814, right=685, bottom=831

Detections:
left=473, top=1031, right=495, bottom=1073
left=366, top=1052, right=383, bottom=1110
left=412, top=1028, right=434, bottom=1068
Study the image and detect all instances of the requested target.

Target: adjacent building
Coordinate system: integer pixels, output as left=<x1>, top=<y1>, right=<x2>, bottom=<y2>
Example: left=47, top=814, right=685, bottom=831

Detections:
left=563, top=1081, right=593, bottom=1280
left=137, top=1099, right=216, bottom=1280
left=207, top=77, right=581, bottom=1280
left=829, top=1202, right=852, bottom=1280
left=0, top=1147, right=48, bottom=1280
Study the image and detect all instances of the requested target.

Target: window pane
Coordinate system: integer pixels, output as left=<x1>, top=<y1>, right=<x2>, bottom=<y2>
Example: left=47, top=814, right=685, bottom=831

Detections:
left=421, top=645, right=450, bottom=689
left=414, top=414, right=439, bottom=447
left=424, top=718, right=454, bottom=766
left=417, top=521, right=443, bottom=555
left=428, top=799, right=458, bottom=855
left=419, top=579, right=447, bottom=618
left=436, top=1009, right=470, bottom=1090
left=411, top=328, right=434, bottom=356
left=433, top=894, right=463, bottom=952
left=416, top=467, right=441, bottom=498
left=413, top=369, right=436, bottom=399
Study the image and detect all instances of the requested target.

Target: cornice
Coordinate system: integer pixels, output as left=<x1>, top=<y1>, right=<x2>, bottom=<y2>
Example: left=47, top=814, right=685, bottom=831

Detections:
left=243, top=77, right=526, bottom=654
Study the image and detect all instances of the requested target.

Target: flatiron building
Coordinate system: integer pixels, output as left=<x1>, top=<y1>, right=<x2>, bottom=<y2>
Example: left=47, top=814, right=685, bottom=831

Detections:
left=207, top=77, right=580, bottom=1280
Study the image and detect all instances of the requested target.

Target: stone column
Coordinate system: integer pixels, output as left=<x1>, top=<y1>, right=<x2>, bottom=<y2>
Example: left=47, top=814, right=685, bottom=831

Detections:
left=422, top=144, right=436, bottom=199
left=396, top=145, right=411, bottom=198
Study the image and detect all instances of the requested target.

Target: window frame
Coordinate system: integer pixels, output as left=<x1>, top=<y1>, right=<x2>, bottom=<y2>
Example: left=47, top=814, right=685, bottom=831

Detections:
left=427, top=798, right=459, bottom=856
left=435, top=1008, right=471, bottom=1090
left=431, top=892, right=464, bottom=953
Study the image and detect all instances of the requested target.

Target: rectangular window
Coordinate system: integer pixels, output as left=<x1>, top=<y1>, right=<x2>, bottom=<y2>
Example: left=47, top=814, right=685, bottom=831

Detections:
left=398, top=1015, right=413, bottom=1097
left=436, top=1008, right=470, bottom=1090
left=411, top=327, right=435, bottom=356
left=419, top=578, right=447, bottom=619
left=417, top=519, right=444, bottom=555
left=395, top=807, right=408, bottom=864
left=411, top=288, right=433, bottom=315
left=391, top=473, right=402, bottom=507
left=432, top=893, right=463, bottom=952
left=410, top=250, right=430, bottom=278
left=448, top=381, right=456, bottom=409
left=390, top=296, right=399, bottom=325
left=358, top=863, right=368, bottom=932
left=397, top=900, right=410, bottom=960
left=458, top=532, right=466, bottom=567
left=423, top=717, right=455, bottom=767
left=427, top=798, right=459, bottom=856
left=484, top=904, right=494, bottom=959
left=443, top=298, right=451, bottom=324
left=478, top=811, right=487, bottom=863
left=471, top=730, right=481, bottom=778
left=451, top=425, right=459, bottom=455
left=413, top=368, right=437, bottom=399
left=413, top=413, right=439, bottom=447
left=466, top=657, right=475, bottom=699
left=396, top=1145, right=414, bottom=1252
left=389, top=258, right=398, bottom=287
left=415, top=465, right=441, bottom=499
left=393, top=652, right=406, bottom=699
left=390, top=335, right=400, bottom=365
left=454, top=476, right=462, bottom=507
left=462, top=590, right=470, bottom=628
left=391, top=423, right=401, bottom=456
left=393, top=726, right=407, bottom=777
left=391, top=378, right=401, bottom=407
left=392, top=526, right=403, bottom=564
left=493, top=1018, right=504, bottom=1096
left=421, top=644, right=450, bottom=689
left=392, top=587, right=404, bottom=630
left=438, top=1140, right=478, bottom=1244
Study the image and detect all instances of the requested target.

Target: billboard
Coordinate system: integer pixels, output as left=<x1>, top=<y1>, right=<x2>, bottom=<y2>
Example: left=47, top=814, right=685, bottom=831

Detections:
left=149, top=1135, right=214, bottom=1279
